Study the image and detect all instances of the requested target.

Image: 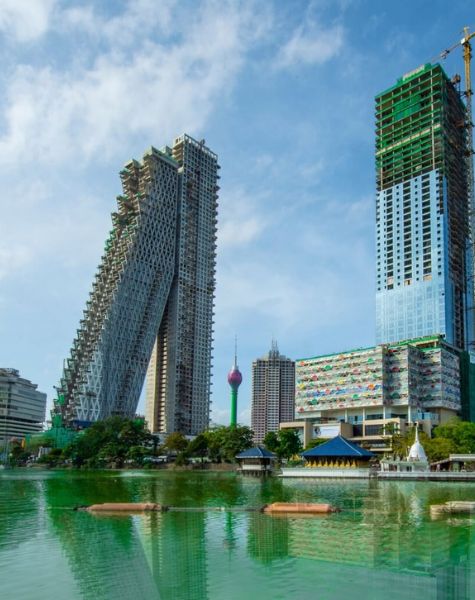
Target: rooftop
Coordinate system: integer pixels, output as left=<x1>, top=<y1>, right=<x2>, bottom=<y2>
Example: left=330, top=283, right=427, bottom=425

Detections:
left=302, top=436, right=375, bottom=459
left=236, top=446, right=276, bottom=459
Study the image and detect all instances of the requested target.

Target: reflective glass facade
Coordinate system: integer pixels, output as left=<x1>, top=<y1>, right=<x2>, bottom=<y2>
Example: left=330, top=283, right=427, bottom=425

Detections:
left=375, top=63, right=473, bottom=350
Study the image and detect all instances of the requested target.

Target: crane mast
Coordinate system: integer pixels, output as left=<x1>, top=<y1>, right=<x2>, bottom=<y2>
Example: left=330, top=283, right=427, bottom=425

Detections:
left=462, top=29, right=475, bottom=284
left=441, top=27, right=475, bottom=346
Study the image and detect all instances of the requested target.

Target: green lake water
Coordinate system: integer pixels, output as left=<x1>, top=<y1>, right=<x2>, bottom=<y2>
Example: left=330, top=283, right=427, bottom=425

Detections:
left=1, top=470, right=475, bottom=600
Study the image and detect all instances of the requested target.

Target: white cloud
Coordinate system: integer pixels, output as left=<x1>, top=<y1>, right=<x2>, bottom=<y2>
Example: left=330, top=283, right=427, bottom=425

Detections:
left=0, top=1, right=269, bottom=166
left=0, top=0, right=57, bottom=42
left=0, top=246, right=31, bottom=280
left=299, top=158, right=326, bottom=180
left=218, top=188, right=269, bottom=250
left=215, top=193, right=374, bottom=336
left=0, top=178, right=109, bottom=280
left=62, top=0, right=175, bottom=43
left=276, top=22, right=344, bottom=69
left=210, top=405, right=250, bottom=426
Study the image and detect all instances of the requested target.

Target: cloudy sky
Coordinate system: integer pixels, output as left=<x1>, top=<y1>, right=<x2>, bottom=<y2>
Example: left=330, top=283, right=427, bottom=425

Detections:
left=0, top=0, right=472, bottom=425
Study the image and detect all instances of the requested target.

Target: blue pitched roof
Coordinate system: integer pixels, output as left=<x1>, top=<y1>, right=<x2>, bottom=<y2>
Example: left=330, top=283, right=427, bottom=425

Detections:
left=236, top=446, right=276, bottom=459
left=302, top=435, right=374, bottom=458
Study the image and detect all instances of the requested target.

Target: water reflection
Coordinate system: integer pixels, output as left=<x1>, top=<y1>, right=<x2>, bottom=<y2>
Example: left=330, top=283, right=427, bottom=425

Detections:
left=45, top=474, right=160, bottom=599
left=0, top=472, right=474, bottom=600
left=0, top=475, right=44, bottom=550
left=281, top=481, right=474, bottom=600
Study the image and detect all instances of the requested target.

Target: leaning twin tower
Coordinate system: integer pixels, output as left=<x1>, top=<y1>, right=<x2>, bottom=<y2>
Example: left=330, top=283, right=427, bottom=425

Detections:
left=54, top=135, right=219, bottom=436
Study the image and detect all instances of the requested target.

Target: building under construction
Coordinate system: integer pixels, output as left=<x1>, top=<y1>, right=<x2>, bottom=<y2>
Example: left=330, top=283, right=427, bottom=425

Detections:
left=55, top=135, right=219, bottom=435
left=375, top=62, right=474, bottom=351
left=145, top=136, right=219, bottom=435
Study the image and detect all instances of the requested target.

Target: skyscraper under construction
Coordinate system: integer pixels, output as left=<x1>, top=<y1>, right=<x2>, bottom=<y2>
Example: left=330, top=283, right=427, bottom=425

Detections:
left=375, top=63, right=474, bottom=351
left=145, top=136, right=219, bottom=435
left=55, top=135, right=218, bottom=435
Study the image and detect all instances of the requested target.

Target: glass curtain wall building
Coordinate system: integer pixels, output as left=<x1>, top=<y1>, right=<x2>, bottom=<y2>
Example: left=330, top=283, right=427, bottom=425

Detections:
left=375, top=63, right=473, bottom=351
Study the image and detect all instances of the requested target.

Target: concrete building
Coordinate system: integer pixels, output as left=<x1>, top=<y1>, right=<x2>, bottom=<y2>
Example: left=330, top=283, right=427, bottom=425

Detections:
left=0, top=368, right=46, bottom=445
left=292, top=336, right=467, bottom=452
left=145, top=136, right=219, bottom=435
left=251, top=342, right=295, bottom=443
left=375, top=63, right=474, bottom=350
left=56, top=135, right=218, bottom=436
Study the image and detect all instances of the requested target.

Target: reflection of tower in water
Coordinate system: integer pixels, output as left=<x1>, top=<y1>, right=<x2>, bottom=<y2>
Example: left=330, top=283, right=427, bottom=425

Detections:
left=46, top=487, right=160, bottom=599
left=223, top=511, right=237, bottom=552
left=285, top=482, right=473, bottom=599
left=247, top=512, right=289, bottom=564
left=138, top=511, right=209, bottom=600
left=132, top=479, right=209, bottom=600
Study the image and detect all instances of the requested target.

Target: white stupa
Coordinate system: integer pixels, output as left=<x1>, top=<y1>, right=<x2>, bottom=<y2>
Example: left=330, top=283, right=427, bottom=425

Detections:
left=408, top=423, right=428, bottom=463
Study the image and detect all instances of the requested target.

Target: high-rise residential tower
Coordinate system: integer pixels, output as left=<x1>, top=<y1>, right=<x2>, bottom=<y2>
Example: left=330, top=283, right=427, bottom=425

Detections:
left=251, top=342, right=295, bottom=444
left=375, top=63, right=473, bottom=350
left=145, top=136, right=219, bottom=435
left=56, top=135, right=218, bottom=435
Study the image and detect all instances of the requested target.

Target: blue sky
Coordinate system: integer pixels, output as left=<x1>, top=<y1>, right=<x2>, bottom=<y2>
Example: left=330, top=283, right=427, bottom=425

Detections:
left=0, top=0, right=472, bottom=426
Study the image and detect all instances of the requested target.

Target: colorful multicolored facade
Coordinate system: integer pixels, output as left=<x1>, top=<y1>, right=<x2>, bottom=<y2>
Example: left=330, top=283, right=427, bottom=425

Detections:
left=294, top=336, right=469, bottom=450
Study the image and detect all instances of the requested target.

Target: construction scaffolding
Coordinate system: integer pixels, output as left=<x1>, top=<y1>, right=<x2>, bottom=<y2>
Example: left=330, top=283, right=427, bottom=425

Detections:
left=54, top=147, right=179, bottom=426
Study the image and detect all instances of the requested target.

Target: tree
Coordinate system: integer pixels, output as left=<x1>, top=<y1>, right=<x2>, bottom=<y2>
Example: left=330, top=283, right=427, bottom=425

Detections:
left=164, top=432, right=189, bottom=453
left=424, top=436, right=456, bottom=462
left=126, top=445, right=149, bottom=466
left=188, top=433, right=208, bottom=462
left=304, top=438, right=327, bottom=451
left=204, top=425, right=254, bottom=462
left=276, top=429, right=302, bottom=460
left=63, top=416, right=153, bottom=467
left=263, top=429, right=302, bottom=460
left=37, top=448, right=63, bottom=467
left=433, top=419, right=475, bottom=454
left=9, top=442, right=31, bottom=466
left=263, top=431, right=279, bottom=453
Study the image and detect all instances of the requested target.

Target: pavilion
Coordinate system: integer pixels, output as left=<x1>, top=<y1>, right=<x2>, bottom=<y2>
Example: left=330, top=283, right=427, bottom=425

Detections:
left=301, top=435, right=375, bottom=469
left=236, top=446, right=276, bottom=476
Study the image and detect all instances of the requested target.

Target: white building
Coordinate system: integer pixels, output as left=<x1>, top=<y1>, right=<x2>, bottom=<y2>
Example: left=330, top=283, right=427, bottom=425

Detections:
left=251, top=342, right=295, bottom=443
left=0, top=369, right=46, bottom=445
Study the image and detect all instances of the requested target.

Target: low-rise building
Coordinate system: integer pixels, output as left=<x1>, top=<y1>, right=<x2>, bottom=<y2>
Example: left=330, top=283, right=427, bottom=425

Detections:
left=0, top=368, right=46, bottom=446
left=288, top=336, right=473, bottom=452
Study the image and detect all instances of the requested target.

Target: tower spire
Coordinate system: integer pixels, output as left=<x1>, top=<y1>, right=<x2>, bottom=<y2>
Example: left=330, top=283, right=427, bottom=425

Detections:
left=228, top=334, right=242, bottom=428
